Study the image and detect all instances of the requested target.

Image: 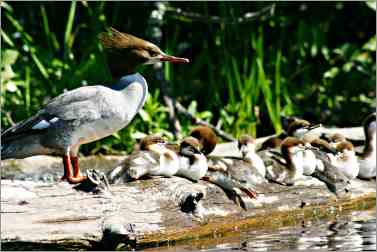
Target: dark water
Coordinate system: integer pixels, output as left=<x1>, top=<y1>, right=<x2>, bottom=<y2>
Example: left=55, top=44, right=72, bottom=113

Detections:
left=144, top=209, right=376, bottom=252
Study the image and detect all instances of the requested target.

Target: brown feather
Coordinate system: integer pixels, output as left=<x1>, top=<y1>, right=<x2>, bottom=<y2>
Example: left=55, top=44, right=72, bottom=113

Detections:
left=190, top=126, right=218, bottom=155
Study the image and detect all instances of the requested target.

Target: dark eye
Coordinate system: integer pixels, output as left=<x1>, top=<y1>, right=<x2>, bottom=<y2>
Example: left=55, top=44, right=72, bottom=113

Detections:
left=150, top=51, right=159, bottom=57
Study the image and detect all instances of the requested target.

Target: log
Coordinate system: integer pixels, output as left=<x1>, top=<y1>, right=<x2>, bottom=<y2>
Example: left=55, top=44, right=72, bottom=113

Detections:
left=1, top=126, right=374, bottom=250
left=1, top=176, right=375, bottom=250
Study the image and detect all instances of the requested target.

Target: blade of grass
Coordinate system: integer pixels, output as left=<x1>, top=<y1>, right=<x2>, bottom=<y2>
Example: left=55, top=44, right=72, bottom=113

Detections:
left=5, top=13, right=33, bottom=43
left=1, top=30, right=14, bottom=47
left=24, top=66, right=31, bottom=115
left=275, top=49, right=282, bottom=124
left=40, top=5, right=54, bottom=52
left=257, top=58, right=281, bottom=133
left=64, top=0, right=77, bottom=59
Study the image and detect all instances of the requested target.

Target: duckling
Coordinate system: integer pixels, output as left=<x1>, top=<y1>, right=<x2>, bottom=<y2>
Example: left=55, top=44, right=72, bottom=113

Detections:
left=262, top=137, right=306, bottom=186
left=357, top=112, right=376, bottom=179
left=287, top=119, right=322, bottom=140
left=321, top=133, right=346, bottom=149
left=258, top=119, right=320, bottom=151
left=188, top=127, right=259, bottom=205
left=189, top=126, right=218, bottom=155
left=306, top=138, right=350, bottom=195
left=206, top=135, right=267, bottom=186
left=107, top=135, right=179, bottom=184
left=237, top=135, right=266, bottom=180
left=175, top=136, right=208, bottom=182
left=257, top=133, right=286, bottom=152
left=328, top=141, right=359, bottom=180
left=310, top=138, right=338, bottom=155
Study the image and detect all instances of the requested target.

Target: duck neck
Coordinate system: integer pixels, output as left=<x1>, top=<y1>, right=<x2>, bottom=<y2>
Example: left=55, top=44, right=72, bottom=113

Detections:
left=287, top=152, right=304, bottom=178
left=110, top=73, right=148, bottom=119
left=363, top=131, right=376, bottom=159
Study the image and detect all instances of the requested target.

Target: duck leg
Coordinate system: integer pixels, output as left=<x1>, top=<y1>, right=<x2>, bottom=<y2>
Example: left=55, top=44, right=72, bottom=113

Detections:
left=67, top=156, right=87, bottom=184
left=61, top=154, right=72, bottom=180
left=61, top=154, right=87, bottom=184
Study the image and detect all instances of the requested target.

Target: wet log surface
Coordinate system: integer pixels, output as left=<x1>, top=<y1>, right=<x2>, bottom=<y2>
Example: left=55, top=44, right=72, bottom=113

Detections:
left=1, top=126, right=375, bottom=250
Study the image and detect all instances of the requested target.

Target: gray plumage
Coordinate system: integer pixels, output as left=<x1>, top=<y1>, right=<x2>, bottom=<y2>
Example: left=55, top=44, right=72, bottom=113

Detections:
left=310, top=149, right=350, bottom=196
left=2, top=74, right=148, bottom=159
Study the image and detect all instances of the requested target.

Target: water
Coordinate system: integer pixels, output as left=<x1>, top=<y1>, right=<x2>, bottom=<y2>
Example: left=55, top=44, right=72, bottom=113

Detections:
left=144, top=209, right=376, bottom=252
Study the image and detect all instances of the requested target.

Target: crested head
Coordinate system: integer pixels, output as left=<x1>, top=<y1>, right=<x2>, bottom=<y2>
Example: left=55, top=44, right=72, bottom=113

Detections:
left=282, top=116, right=301, bottom=131
left=190, top=126, right=218, bottom=155
left=238, top=134, right=257, bottom=158
left=99, top=27, right=160, bottom=53
left=99, top=27, right=189, bottom=79
left=180, top=136, right=202, bottom=150
left=179, top=136, right=202, bottom=161
left=287, top=119, right=311, bottom=136
left=238, top=134, right=255, bottom=146
left=139, top=135, right=167, bottom=151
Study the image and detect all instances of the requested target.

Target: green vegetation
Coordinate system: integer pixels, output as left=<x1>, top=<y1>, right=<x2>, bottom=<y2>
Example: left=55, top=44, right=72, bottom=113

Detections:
left=1, top=2, right=375, bottom=155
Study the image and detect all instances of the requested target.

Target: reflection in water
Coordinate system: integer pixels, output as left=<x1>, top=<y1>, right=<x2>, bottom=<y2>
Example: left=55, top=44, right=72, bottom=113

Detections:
left=144, top=209, right=376, bottom=252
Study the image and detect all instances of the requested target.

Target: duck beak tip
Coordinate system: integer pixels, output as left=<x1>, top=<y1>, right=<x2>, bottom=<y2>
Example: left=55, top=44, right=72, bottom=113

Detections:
left=160, top=54, right=190, bottom=64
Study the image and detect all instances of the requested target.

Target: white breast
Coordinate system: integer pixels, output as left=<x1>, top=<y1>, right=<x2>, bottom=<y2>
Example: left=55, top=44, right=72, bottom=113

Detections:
left=358, top=152, right=376, bottom=178
left=302, top=149, right=317, bottom=176
left=177, top=154, right=208, bottom=181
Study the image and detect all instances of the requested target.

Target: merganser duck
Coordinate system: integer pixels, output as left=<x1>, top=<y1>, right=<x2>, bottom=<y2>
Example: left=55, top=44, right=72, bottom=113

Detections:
left=320, top=133, right=346, bottom=149
left=307, top=138, right=350, bottom=195
left=189, top=126, right=218, bottom=155
left=107, top=135, right=179, bottom=183
left=309, top=138, right=337, bottom=155
left=175, top=137, right=208, bottom=182
left=1, top=28, right=189, bottom=184
left=205, top=135, right=266, bottom=186
left=357, top=112, right=376, bottom=179
left=258, top=134, right=286, bottom=152
left=258, top=119, right=320, bottom=151
left=188, top=127, right=259, bottom=203
left=287, top=119, right=322, bottom=140
left=302, top=142, right=317, bottom=176
left=327, top=141, right=359, bottom=179
left=237, top=135, right=266, bottom=179
left=262, top=137, right=306, bottom=186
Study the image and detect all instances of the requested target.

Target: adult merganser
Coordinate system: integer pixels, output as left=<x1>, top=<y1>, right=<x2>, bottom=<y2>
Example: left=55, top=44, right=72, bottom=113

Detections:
left=357, top=112, right=376, bottom=179
left=1, top=27, right=189, bottom=184
left=262, top=137, right=306, bottom=186
left=107, top=135, right=179, bottom=184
